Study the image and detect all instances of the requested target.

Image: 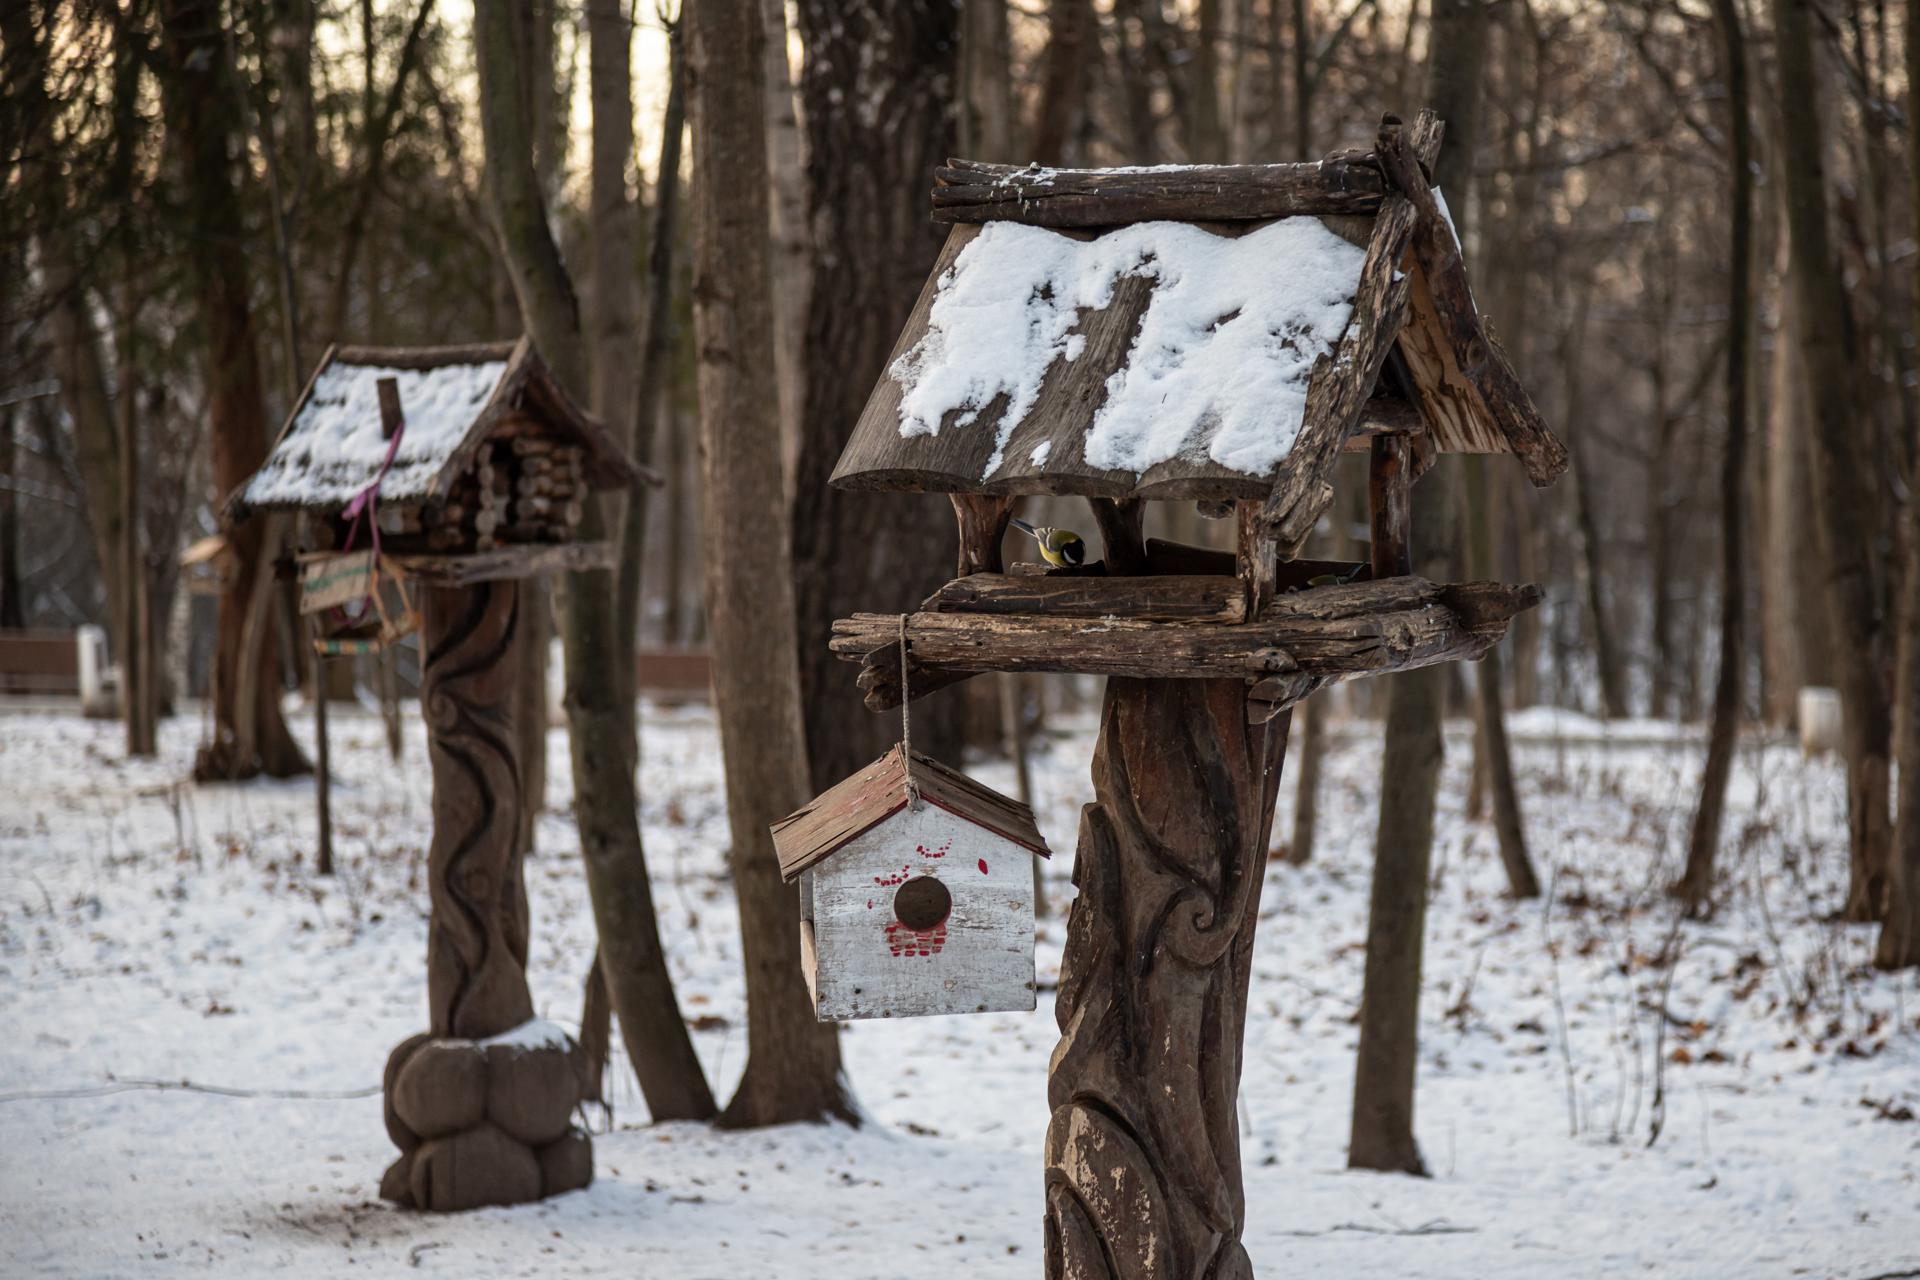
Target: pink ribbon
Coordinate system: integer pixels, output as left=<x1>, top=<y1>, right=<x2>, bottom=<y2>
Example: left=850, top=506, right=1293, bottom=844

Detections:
left=341, top=418, right=406, bottom=559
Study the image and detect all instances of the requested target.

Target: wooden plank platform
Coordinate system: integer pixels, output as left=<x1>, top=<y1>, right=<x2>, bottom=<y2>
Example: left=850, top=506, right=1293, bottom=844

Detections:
left=833, top=576, right=1541, bottom=710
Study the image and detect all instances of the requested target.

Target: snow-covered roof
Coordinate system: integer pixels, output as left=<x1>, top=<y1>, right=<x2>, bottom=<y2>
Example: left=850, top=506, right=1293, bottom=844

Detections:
left=235, top=339, right=640, bottom=515
left=833, top=134, right=1569, bottom=502
left=834, top=218, right=1384, bottom=500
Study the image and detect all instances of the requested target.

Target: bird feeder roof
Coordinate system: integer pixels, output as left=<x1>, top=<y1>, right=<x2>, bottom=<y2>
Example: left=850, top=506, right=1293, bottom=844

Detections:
left=773, top=744, right=1051, bottom=883
left=830, top=114, right=1567, bottom=503
left=233, top=337, right=643, bottom=516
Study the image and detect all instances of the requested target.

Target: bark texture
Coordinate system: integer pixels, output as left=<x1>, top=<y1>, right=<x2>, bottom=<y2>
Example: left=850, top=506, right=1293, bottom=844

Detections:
left=1349, top=0, right=1484, bottom=1175
left=1875, top=4, right=1920, bottom=970
left=789, top=0, right=964, bottom=797
left=159, top=0, right=307, bottom=781
left=1675, top=0, right=1752, bottom=914
left=422, top=582, right=534, bottom=1039
left=475, top=0, right=715, bottom=1121
left=1769, top=0, right=1893, bottom=919
left=687, top=0, right=852, bottom=1127
left=1045, top=679, right=1289, bottom=1280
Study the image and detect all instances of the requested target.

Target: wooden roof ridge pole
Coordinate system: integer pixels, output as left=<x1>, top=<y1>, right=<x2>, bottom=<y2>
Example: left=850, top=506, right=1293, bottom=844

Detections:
left=1372, top=123, right=1569, bottom=487
left=930, top=150, right=1388, bottom=225
left=1260, top=110, right=1445, bottom=560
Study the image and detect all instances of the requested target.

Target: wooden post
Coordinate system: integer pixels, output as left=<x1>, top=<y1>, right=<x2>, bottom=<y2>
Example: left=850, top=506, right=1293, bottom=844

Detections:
left=420, top=579, right=534, bottom=1038
left=377, top=375, right=404, bottom=439
left=311, top=618, right=334, bottom=877
left=1046, top=676, right=1289, bottom=1278
left=1369, top=434, right=1412, bottom=577
left=952, top=493, right=1015, bottom=575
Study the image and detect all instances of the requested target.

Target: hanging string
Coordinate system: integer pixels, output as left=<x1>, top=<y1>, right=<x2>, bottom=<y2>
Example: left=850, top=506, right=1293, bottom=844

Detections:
left=899, top=613, right=921, bottom=810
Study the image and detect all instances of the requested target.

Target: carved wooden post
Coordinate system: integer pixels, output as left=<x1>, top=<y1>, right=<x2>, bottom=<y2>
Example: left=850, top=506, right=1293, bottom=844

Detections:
left=379, top=579, right=593, bottom=1213
left=420, top=580, right=534, bottom=1039
left=1045, top=677, right=1290, bottom=1280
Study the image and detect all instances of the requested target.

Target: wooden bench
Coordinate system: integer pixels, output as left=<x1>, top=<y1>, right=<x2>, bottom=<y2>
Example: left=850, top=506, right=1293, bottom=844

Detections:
left=635, top=648, right=711, bottom=702
left=0, top=630, right=81, bottom=696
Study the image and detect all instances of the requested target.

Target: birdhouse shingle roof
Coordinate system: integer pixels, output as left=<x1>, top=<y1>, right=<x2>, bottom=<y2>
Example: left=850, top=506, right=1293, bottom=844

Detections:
left=773, top=744, right=1050, bottom=883
left=235, top=338, right=641, bottom=515
left=830, top=112, right=1568, bottom=504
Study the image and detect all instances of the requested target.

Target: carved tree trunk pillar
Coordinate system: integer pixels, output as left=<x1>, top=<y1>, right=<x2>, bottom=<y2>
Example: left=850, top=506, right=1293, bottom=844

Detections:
left=1045, top=676, right=1290, bottom=1280
left=379, top=579, right=594, bottom=1213
left=421, top=580, right=535, bottom=1039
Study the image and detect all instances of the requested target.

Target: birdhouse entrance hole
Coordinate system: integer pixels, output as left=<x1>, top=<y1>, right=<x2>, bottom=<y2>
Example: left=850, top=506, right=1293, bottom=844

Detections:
left=894, top=875, right=952, bottom=931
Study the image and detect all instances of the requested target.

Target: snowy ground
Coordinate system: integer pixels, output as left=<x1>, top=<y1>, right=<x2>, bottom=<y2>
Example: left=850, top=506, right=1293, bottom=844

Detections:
left=2, top=698, right=1916, bottom=1279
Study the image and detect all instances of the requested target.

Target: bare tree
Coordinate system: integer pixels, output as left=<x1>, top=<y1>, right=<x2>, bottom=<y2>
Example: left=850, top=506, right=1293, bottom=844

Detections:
left=474, top=0, right=715, bottom=1121
left=1348, top=0, right=1486, bottom=1177
left=687, top=0, right=855, bottom=1127
left=157, top=0, right=308, bottom=781
left=1031, top=0, right=1092, bottom=165
left=960, top=0, right=1014, bottom=160
left=1673, top=0, right=1752, bottom=914
left=1769, top=0, right=1893, bottom=921
left=788, top=0, right=965, bottom=795
left=760, top=0, right=808, bottom=479
left=1875, top=5, right=1920, bottom=971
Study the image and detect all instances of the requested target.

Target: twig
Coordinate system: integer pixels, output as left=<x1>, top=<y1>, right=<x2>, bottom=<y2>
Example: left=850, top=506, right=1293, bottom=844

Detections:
left=1645, top=908, right=1688, bottom=1149
left=1278, top=1220, right=1477, bottom=1238
left=0, top=1076, right=380, bottom=1103
left=1542, top=867, right=1580, bottom=1137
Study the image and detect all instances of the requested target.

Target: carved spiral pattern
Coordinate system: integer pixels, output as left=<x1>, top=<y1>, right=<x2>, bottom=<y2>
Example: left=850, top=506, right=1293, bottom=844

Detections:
left=1045, top=678, right=1287, bottom=1280
left=421, top=581, right=534, bottom=1041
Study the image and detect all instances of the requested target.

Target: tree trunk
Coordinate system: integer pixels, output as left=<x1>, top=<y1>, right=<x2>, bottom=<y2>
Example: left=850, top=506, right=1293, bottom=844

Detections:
left=759, top=0, right=808, bottom=483
left=1466, top=457, right=1538, bottom=897
left=1874, top=3, right=1920, bottom=971
left=1769, top=0, right=1893, bottom=920
left=789, top=0, right=965, bottom=797
left=1045, top=679, right=1289, bottom=1280
left=476, top=0, right=716, bottom=1122
left=158, top=0, right=306, bottom=781
left=998, top=672, right=1047, bottom=917
left=1674, top=0, right=1752, bottom=915
left=1287, top=692, right=1325, bottom=865
left=1350, top=0, right=1484, bottom=1176
left=588, top=0, right=640, bottom=584
left=1564, top=298, right=1629, bottom=721
left=616, top=23, right=685, bottom=715
left=960, top=0, right=1014, bottom=160
left=687, top=0, right=853, bottom=1127
left=118, top=313, right=155, bottom=758
left=1031, top=0, right=1091, bottom=166
left=9, top=0, right=126, bottom=659
left=1189, top=0, right=1226, bottom=162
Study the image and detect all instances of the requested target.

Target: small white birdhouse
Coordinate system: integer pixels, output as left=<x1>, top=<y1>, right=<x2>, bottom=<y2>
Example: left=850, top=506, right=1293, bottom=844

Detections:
left=773, top=745, right=1051, bottom=1020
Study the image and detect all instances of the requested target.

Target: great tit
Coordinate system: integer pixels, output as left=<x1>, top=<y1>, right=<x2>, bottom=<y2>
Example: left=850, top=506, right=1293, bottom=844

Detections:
left=1010, top=516, right=1087, bottom=569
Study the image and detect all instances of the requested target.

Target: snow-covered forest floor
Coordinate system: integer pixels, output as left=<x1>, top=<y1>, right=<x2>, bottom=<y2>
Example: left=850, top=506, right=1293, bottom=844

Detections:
left=2, top=699, right=1916, bottom=1278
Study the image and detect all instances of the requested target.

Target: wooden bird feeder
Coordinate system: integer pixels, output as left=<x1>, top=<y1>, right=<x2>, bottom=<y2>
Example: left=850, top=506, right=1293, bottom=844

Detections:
left=774, top=744, right=1051, bottom=1019
left=227, top=338, right=649, bottom=1213
left=821, top=111, right=1567, bottom=1275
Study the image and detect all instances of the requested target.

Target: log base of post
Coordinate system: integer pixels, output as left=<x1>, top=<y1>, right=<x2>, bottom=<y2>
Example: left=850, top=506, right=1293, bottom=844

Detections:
left=1045, top=677, right=1288, bottom=1280
left=378, top=1027, right=594, bottom=1212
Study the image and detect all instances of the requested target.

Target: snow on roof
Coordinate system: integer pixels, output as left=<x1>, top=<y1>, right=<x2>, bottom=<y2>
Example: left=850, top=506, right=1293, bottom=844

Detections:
left=890, top=219, right=1366, bottom=482
left=242, top=356, right=509, bottom=509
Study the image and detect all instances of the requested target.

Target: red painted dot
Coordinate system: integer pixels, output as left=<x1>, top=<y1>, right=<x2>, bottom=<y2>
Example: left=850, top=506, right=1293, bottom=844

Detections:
left=978, top=858, right=989, bottom=874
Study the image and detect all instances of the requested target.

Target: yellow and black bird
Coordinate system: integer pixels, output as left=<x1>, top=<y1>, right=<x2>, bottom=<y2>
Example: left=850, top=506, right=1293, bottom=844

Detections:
left=1010, top=516, right=1087, bottom=569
